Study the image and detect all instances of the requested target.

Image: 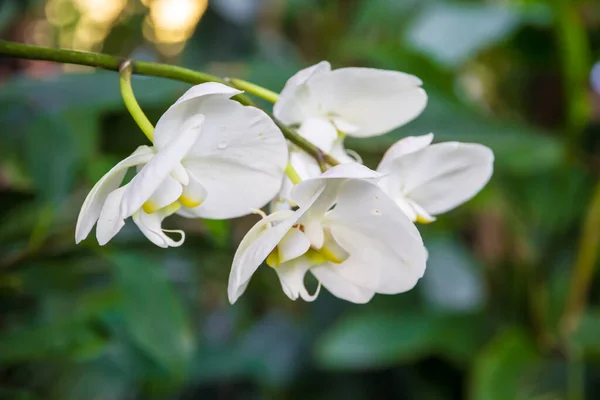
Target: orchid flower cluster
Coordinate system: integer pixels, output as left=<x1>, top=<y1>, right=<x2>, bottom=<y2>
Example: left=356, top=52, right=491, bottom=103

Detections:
left=76, top=62, right=494, bottom=304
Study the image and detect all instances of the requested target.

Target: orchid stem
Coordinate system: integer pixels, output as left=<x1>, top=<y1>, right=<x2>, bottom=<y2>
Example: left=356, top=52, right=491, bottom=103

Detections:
left=272, top=116, right=340, bottom=166
left=119, top=60, right=155, bottom=142
left=0, top=40, right=341, bottom=167
left=227, top=78, right=279, bottom=103
left=285, top=163, right=302, bottom=185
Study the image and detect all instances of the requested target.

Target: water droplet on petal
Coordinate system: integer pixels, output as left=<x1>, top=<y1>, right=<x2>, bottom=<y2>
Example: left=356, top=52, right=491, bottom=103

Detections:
left=372, top=209, right=381, bottom=216
left=217, top=141, right=228, bottom=149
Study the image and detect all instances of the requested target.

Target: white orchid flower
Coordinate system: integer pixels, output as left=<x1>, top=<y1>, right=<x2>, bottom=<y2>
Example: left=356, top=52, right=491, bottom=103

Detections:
left=76, top=83, right=288, bottom=248
left=228, top=163, right=428, bottom=304
left=270, top=61, right=427, bottom=209
left=376, top=134, right=494, bottom=223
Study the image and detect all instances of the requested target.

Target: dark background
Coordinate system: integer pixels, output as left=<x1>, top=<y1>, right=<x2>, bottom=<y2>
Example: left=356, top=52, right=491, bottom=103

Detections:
left=1, top=0, right=600, bottom=399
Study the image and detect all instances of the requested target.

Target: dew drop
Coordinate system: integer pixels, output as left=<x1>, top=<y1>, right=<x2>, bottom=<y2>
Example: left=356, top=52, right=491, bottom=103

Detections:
left=373, top=209, right=381, bottom=216
left=217, top=141, right=228, bottom=149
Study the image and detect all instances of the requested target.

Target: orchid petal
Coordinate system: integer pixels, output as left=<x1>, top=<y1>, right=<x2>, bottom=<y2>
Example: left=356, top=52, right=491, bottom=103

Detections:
left=120, top=115, right=204, bottom=219
left=228, top=210, right=298, bottom=304
left=75, top=146, right=154, bottom=243
left=153, top=83, right=242, bottom=148
left=275, top=258, right=321, bottom=301
left=228, top=185, right=326, bottom=304
left=181, top=99, right=288, bottom=219
left=297, top=117, right=338, bottom=152
left=278, top=228, right=311, bottom=264
left=132, top=204, right=185, bottom=248
left=271, top=150, right=322, bottom=211
left=274, top=61, right=331, bottom=125
left=96, top=185, right=128, bottom=246
left=330, top=140, right=357, bottom=164
left=326, top=179, right=427, bottom=294
left=178, top=169, right=208, bottom=210
left=377, top=134, right=434, bottom=173
left=288, top=163, right=381, bottom=212
left=142, top=176, right=182, bottom=214
left=308, top=67, right=427, bottom=137
left=303, top=219, right=325, bottom=249
left=330, top=118, right=359, bottom=135
left=310, top=265, right=375, bottom=304
left=392, top=142, right=494, bottom=215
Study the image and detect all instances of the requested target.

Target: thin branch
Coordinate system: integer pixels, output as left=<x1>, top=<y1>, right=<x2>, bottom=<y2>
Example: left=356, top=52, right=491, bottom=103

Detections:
left=0, top=40, right=341, bottom=166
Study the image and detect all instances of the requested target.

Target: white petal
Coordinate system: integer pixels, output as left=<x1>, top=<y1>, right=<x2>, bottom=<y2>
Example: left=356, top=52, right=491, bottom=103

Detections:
left=96, top=185, right=128, bottom=245
left=275, top=258, right=321, bottom=301
left=153, top=83, right=242, bottom=149
left=272, top=150, right=322, bottom=210
left=180, top=99, right=288, bottom=219
left=290, top=150, right=322, bottom=180
left=392, top=142, right=494, bottom=215
left=273, top=61, right=331, bottom=125
left=297, top=117, right=338, bottom=152
left=142, top=176, right=183, bottom=214
left=319, top=163, right=382, bottom=180
left=120, top=115, right=204, bottom=219
left=132, top=205, right=185, bottom=248
left=228, top=210, right=298, bottom=304
left=326, top=179, right=428, bottom=294
left=310, top=266, right=375, bottom=304
left=75, top=146, right=154, bottom=243
left=308, top=67, right=427, bottom=137
left=170, top=163, right=189, bottom=185
left=228, top=185, right=326, bottom=304
left=178, top=170, right=208, bottom=210
left=330, top=118, right=359, bottom=135
left=290, top=163, right=381, bottom=212
left=278, top=228, right=310, bottom=264
left=377, top=133, right=434, bottom=173
left=303, top=219, right=325, bottom=249
left=329, top=139, right=357, bottom=165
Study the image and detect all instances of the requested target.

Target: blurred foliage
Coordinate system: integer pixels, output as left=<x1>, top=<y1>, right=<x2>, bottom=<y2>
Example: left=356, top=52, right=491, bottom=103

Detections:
left=0, top=0, right=600, bottom=399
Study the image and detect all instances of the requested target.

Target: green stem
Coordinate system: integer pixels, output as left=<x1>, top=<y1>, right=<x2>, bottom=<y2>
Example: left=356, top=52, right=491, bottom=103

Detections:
left=553, top=0, right=592, bottom=155
left=0, top=40, right=341, bottom=166
left=227, top=78, right=279, bottom=103
left=285, top=162, right=302, bottom=185
left=562, top=179, right=600, bottom=335
left=272, top=116, right=340, bottom=166
left=0, top=40, right=252, bottom=103
left=119, top=60, right=154, bottom=142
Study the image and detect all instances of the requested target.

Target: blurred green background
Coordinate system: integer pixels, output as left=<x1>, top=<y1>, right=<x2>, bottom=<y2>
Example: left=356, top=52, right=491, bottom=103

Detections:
left=0, top=0, right=600, bottom=399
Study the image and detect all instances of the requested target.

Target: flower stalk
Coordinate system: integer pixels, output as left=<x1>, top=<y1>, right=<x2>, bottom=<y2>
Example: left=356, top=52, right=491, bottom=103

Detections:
left=227, top=78, right=279, bottom=103
left=0, top=40, right=341, bottom=167
left=285, top=162, right=302, bottom=185
left=119, top=60, right=155, bottom=142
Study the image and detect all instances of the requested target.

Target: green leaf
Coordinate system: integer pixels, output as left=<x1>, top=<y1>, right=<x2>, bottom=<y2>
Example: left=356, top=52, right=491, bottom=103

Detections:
left=0, top=72, right=187, bottom=116
left=193, top=312, right=305, bottom=387
left=201, top=219, right=231, bottom=248
left=347, top=89, right=563, bottom=175
left=23, top=114, right=78, bottom=203
left=470, top=329, right=541, bottom=400
left=406, top=4, right=521, bottom=68
left=573, top=311, right=600, bottom=357
left=315, top=310, right=485, bottom=370
left=421, top=236, right=485, bottom=313
left=0, top=0, right=18, bottom=34
left=0, top=319, right=106, bottom=363
left=109, top=252, right=195, bottom=379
